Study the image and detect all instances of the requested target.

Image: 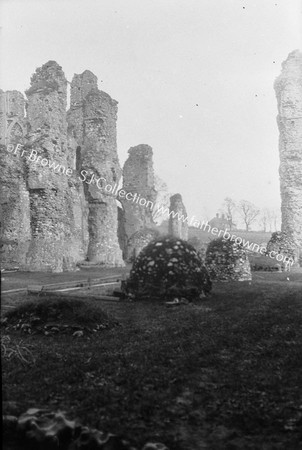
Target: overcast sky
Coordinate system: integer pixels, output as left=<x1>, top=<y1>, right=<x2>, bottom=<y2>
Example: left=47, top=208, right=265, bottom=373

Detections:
left=1, top=0, right=301, bottom=224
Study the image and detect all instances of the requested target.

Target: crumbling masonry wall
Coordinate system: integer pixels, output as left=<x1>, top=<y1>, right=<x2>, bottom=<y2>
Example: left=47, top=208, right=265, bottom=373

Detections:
left=275, top=50, right=302, bottom=265
left=68, top=71, right=124, bottom=266
left=0, top=90, right=31, bottom=267
left=119, top=144, right=157, bottom=260
left=0, top=61, right=124, bottom=270
left=24, top=61, right=84, bottom=271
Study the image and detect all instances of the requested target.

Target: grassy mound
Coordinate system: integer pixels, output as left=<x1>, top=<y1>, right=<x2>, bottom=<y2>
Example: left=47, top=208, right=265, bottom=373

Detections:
left=2, top=297, right=119, bottom=335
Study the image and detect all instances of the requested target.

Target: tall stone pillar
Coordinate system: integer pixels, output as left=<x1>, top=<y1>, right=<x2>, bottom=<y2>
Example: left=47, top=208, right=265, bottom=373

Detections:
left=68, top=71, right=124, bottom=266
left=25, top=61, right=77, bottom=271
left=275, top=50, right=302, bottom=265
left=119, top=144, right=157, bottom=259
left=168, top=193, right=188, bottom=240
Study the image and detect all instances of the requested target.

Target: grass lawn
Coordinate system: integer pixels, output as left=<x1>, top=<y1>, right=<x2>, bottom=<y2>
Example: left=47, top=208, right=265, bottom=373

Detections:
left=2, top=273, right=302, bottom=449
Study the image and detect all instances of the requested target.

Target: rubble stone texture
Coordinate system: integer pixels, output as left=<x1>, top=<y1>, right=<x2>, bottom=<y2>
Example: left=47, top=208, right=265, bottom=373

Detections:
left=0, top=90, right=31, bottom=267
left=67, top=70, right=98, bottom=145
left=275, top=50, right=302, bottom=266
left=24, top=61, right=83, bottom=271
left=205, top=238, right=252, bottom=281
left=69, top=70, right=124, bottom=266
left=266, top=231, right=296, bottom=268
left=0, top=61, right=124, bottom=271
left=119, top=144, right=157, bottom=260
left=123, top=236, right=212, bottom=300
left=168, top=194, right=188, bottom=240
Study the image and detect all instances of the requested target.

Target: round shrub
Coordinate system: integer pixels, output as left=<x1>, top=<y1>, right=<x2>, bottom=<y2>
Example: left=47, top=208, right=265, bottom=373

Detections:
left=123, top=236, right=212, bottom=300
left=205, top=237, right=252, bottom=281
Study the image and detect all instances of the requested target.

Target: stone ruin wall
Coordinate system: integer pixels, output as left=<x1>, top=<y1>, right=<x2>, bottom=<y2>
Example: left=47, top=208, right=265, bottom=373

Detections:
left=0, top=61, right=186, bottom=271
left=0, top=61, right=124, bottom=271
left=119, top=149, right=189, bottom=260
left=119, top=144, right=158, bottom=260
left=24, top=61, right=82, bottom=271
left=275, top=50, right=302, bottom=265
left=168, top=193, right=188, bottom=241
left=0, top=90, right=31, bottom=266
left=68, top=71, right=123, bottom=266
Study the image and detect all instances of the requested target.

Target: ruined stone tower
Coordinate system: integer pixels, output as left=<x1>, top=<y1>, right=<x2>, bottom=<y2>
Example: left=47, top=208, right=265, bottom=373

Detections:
left=168, top=193, right=188, bottom=240
left=119, top=144, right=157, bottom=260
left=68, top=70, right=124, bottom=266
left=275, top=50, right=302, bottom=265
left=23, top=61, right=82, bottom=271
left=0, top=61, right=125, bottom=270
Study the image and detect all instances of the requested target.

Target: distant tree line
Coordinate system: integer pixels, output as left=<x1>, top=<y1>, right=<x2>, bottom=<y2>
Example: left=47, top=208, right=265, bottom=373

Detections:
left=219, top=197, right=280, bottom=232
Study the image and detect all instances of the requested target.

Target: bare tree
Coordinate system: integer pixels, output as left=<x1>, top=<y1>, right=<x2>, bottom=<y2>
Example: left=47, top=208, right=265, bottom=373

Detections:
left=221, top=197, right=237, bottom=230
left=238, top=200, right=260, bottom=232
